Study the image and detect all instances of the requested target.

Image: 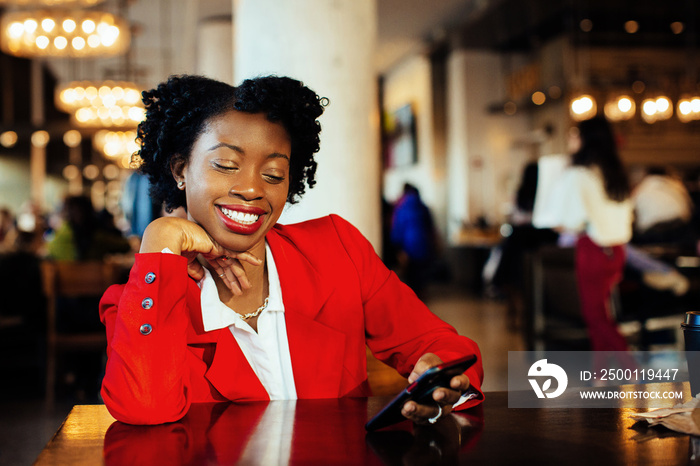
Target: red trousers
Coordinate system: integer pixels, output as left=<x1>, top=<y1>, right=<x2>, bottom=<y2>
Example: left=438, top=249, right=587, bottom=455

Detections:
left=575, top=235, right=627, bottom=352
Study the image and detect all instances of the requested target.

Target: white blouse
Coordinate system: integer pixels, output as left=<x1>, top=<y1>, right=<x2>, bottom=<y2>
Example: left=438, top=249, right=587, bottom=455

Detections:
left=168, top=244, right=476, bottom=407
left=545, top=166, right=633, bottom=246
left=198, top=242, right=297, bottom=400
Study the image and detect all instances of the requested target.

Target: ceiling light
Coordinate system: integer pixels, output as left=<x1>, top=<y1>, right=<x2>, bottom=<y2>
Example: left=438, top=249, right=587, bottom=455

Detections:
left=1, top=9, right=129, bottom=58
left=0, top=131, right=18, bottom=148
left=531, top=91, right=546, bottom=106
left=604, top=95, right=635, bottom=121
left=62, top=129, right=82, bottom=147
left=62, top=164, right=80, bottom=181
left=677, top=96, right=700, bottom=123
left=641, top=98, right=657, bottom=124
left=654, top=96, right=673, bottom=121
left=624, top=20, right=639, bottom=34
left=93, top=129, right=139, bottom=161
left=670, top=22, right=684, bottom=34
left=56, top=80, right=144, bottom=128
left=503, top=101, right=517, bottom=115
left=579, top=19, right=593, bottom=32
left=570, top=94, right=597, bottom=121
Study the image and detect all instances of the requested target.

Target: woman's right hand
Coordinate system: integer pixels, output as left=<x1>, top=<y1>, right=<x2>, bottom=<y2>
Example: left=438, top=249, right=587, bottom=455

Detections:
left=139, top=217, right=262, bottom=294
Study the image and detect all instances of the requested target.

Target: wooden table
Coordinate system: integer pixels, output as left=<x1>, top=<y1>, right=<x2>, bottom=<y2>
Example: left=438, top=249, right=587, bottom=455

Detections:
left=35, top=384, right=699, bottom=465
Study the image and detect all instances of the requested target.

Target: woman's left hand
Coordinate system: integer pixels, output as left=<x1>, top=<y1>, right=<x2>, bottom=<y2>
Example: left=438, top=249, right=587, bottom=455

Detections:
left=401, top=353, right=470, bottom=424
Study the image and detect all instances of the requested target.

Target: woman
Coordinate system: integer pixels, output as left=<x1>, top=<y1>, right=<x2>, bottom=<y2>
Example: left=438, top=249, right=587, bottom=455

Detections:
left=100, top=75, right=483, bottom=425
left=549, top=116, right=633, bottom=351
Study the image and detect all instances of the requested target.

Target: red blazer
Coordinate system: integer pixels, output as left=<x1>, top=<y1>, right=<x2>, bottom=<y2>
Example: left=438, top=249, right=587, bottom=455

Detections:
left=100, top=215, right=484, bottom=425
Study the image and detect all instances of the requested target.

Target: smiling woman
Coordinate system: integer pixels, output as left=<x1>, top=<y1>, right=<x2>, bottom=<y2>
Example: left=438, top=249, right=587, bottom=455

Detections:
left=173, top=110, right=291, bottom=252
left=98, top=74, right=484, bottom=426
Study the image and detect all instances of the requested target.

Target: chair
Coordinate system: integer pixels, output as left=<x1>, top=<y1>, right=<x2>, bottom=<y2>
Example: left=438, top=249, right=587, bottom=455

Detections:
left=523, top=246, right=591, bottom=351
left=0, top=252, right=46, bottom=397
left=41, top=260, right=120, bottom=407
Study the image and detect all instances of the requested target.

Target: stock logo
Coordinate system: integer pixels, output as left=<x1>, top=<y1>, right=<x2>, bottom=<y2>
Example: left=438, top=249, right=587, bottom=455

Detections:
left=528, top=359, right=568, bottom=399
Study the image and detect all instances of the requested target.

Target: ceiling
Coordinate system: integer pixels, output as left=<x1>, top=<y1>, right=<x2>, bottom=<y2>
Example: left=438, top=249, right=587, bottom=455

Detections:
left=2, top=0, right=699, bottom=121
left=2, top=0, right=699, bottom=176
left=6, top=0, right=697, bottom=85
left=454, top=0, right=700, bottom=52
left=375, top=0, right=484, bottom=71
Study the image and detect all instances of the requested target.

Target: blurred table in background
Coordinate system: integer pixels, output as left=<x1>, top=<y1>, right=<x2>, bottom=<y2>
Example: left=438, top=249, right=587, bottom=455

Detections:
left=448, top=227, right=502, bottom=294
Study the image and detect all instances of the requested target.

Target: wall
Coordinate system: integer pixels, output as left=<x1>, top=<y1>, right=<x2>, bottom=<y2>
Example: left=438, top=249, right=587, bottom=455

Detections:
left=0, top=155, right=65, bottom=214
left=234, top=0, right=381, bottom=248
left=381, top=48, right=540, bottom=245
left=446, top=49, right=531, bottom=243
left=382, top=54, right=448, bottom=237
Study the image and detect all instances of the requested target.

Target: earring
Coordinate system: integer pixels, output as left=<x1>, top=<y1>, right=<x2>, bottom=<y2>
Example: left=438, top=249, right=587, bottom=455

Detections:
left=177, top=180, right=185, bottom=190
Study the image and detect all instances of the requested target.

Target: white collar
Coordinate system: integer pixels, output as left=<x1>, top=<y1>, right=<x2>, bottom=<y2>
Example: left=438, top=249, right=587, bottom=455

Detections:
left=199, top=241, right=284, bottom=332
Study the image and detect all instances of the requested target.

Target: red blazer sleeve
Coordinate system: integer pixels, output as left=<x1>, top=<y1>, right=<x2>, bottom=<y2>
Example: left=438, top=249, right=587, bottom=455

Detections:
left=329, top=215, right=484, bottom=408
left=100, top=252, right=193, bottom=425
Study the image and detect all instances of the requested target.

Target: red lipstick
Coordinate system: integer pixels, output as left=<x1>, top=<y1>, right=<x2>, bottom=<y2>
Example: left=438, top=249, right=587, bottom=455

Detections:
left=216, top=205, right=266, bottom=234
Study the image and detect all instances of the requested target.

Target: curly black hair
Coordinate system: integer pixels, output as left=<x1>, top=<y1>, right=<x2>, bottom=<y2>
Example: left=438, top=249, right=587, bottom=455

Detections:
left=135, top=74, right=327, bottom=212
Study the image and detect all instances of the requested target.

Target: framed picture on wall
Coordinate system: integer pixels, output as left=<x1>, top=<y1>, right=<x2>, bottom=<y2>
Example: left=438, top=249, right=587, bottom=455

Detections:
left=383, top=103, right=417, bottom=168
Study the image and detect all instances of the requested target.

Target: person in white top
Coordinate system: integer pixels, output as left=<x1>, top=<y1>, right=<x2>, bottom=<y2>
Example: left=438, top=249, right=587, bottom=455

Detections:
left=546, top=117, right=633, bottom=352
left=632, top=167, right=694, bottom=245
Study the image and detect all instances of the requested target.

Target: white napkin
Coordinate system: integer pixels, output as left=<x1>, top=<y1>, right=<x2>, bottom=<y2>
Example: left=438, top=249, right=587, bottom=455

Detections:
left=630, top=396, right=700, bottom=436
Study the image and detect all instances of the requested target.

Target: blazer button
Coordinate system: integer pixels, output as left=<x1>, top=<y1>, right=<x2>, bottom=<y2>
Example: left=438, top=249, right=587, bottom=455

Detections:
left=139, top=323, right=153, bottom=335
left=145, top=272, right=156, bottom=284
left=141, top=297, right=154, bottom=309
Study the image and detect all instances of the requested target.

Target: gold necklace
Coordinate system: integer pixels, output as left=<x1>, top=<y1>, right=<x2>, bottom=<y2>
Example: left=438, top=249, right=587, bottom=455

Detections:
left=238, top=297, right=269, bottom=320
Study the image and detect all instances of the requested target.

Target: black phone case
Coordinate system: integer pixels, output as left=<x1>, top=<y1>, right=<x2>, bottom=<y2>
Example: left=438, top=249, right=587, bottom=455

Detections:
left=365, top=355, right=477, bottom=431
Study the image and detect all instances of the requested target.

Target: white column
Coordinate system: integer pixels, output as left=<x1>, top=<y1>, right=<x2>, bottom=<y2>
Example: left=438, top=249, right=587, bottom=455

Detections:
left=232, top=0, right=381, bottom=248
left=197, top=16, right=233, bottom=84
left=446, top=49, right=514, bottom=243
left=30, top=131, right=48, bottom=206
left=446, top=51, right=471, bottom=243
left=30, top=60, right=46, bottom=207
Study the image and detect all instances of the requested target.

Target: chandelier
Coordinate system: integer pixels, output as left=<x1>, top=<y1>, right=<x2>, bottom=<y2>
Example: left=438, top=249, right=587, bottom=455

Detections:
left=92, top=129, right=139, bottom=168
left=56, top=80, right=145, bottom=128
left=0, top=8, right=129, bottom=58
left=571, top=92, right=700, bottom=123
left=0, top=1, right=104, bottom=5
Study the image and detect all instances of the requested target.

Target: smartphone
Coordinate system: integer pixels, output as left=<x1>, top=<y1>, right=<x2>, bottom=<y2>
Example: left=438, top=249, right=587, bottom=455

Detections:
left=365, top=354, right=477, bottom=431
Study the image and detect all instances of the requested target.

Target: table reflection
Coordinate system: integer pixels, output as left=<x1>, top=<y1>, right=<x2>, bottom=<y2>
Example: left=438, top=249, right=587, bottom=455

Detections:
left=103, top=398, right=483, bottom=465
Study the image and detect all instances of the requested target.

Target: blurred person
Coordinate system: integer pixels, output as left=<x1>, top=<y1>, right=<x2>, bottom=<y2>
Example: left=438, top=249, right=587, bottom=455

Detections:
left=488, top=162, right=557, bottom=329
left=0, top=224, right=47, bottom=397
left=44, top=196, right=131, bottom=400
left=545, top=117, right=633, bottom=352
left=12, top=200, right=48, bottom=256
left=47, top=195, right=131, bottom=261
left=381, top=196, right=398, bottom=269
left=0, top=206, right=12, bottom=239
left=632, top=166, right=694, bottom=247
left=0, top=207, right=15, bottom=252
left=121, top=171, right=161, bottom=238
left=390, top=183, right=437, bottom=297
left=99, top=75, right=483, bottom=425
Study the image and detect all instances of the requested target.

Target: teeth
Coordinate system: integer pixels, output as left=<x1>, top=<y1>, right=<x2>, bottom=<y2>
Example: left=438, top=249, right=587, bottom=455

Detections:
left=220, top=207, right=260, bottom=225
